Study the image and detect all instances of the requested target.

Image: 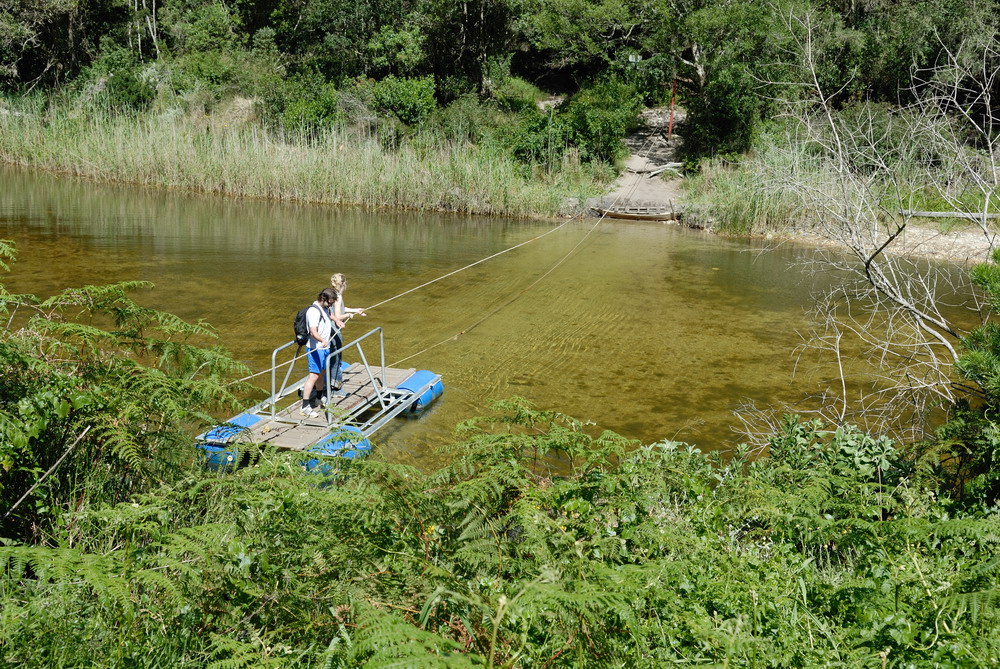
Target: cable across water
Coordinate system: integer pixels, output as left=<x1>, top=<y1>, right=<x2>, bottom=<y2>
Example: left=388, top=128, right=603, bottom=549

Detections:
left=232, top=132, right=660, bottom=383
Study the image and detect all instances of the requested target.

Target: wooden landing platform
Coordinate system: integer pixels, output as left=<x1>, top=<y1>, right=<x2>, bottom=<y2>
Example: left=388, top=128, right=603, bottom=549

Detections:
left=238, top=363, right=415, bottom=452
left=591, top=206, right=680, bottom=221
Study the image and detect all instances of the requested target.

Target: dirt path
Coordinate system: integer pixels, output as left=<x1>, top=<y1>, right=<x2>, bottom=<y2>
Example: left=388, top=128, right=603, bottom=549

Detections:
left=591, top=107, right=686, bottom=214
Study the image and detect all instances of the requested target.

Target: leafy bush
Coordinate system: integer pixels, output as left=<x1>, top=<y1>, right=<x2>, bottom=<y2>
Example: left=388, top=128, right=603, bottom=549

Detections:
left=558, top=79, right=641, bottom=163
left=422, top=94, right=496, bottom=145
left=499, top=108, right=568, bottom=168
left=494, top=75, right=545, bottom=113
left=372, top=75, right=436, bottom=125
left=160, top=2, right=241, bottom=55
left=934, top=248, right=1000, bottom=508
left=2, top=400, right=998, bottom=666
left=0, top=247, right=248, bottom=539
left=683, top=63, right=765, bottom=157
left=103, top=70, right=156, bottom=113
left=281, top=82, right=342, bottom=131
left=366, top=24, right=427, bottom=77
left=76, top=39, right=156, bottom=113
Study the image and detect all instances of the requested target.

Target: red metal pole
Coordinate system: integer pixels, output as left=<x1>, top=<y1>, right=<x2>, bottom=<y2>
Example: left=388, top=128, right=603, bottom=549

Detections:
left=667, top=79, right=677, bottom=140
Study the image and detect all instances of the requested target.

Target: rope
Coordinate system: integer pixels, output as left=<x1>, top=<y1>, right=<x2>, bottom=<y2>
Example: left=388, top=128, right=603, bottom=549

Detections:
left=361, top=216, right=579, bottom=313
left=226, top=217, right=580, bottom=386
left=389, top=134, right=658, bottom=367
left=232, top=131, right=662, bottom=383
left=390, top=214, right=605, bottom=366
left=230, top=344, right=309, bottom=385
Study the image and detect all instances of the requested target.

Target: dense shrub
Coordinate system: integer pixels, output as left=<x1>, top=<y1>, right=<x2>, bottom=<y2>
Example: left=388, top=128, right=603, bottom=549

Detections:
left=76, top=40, right=156, bottom=113
left=372, top=75, right=436, bottom=125
left=500, top=108, right=568, bottom=168
left=558, top=79, right=641, bottom=163
left=493, top=75, right=545, bottom=113
left=1, top=394, right=998, bottom=666
left=421, top=94, right=495, bottom=145
left=282, top=82, right=342, bottom=131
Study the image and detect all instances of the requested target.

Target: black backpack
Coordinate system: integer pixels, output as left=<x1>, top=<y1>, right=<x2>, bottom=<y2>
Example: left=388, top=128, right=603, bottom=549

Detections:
left=293, top=305, right=315, bottom=345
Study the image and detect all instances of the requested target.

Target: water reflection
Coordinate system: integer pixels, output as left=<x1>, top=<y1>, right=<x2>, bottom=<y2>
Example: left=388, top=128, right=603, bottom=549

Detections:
left=2, top=165, right=840, bottom=465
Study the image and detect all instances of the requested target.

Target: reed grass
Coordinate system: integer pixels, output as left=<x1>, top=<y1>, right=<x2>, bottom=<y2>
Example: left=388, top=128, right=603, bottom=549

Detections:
left=683, top=149, right=805, bottom=235
left=0, top=102, right=604, bottom=218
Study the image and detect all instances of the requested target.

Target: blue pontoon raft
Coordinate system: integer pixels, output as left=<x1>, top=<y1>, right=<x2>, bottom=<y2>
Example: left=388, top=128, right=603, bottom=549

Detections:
left=197, top=327, right=442, bottom=468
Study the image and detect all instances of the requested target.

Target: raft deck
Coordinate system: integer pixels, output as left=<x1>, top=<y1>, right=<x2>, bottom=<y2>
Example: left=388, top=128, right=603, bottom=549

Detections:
left=240, top=363, right=417, bottom=451
left=198, top=327, right=441, bottom=454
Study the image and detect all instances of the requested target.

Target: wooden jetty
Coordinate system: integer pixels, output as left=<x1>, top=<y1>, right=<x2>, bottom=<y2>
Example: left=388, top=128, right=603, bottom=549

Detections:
left=591, top=204, right=681, bottom=222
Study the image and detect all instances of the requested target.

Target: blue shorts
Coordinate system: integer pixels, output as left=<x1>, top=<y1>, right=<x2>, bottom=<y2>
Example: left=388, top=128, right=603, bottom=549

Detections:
left=307, top=347, right=331, bottom=375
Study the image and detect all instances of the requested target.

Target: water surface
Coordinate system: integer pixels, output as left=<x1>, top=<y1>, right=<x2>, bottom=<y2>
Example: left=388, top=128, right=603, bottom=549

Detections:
left=1, top=166, right=838, bottom=465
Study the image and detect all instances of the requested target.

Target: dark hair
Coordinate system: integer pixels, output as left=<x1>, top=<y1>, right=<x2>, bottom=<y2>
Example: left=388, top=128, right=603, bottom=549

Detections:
left=319, top=287, right=339, bottom=303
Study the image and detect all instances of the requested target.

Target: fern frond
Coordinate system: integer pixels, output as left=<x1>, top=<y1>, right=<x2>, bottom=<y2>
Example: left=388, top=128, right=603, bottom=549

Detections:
left=206, top=632, right=263, bottom=669
left=942, top=587, right=1000, bottom=622
left=0, top=238, right=15, bottom=271
left=348, top=600, right=484, bottom=667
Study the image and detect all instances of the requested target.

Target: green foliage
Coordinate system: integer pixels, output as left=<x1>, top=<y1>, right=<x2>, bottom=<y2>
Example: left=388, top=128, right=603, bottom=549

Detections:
left=4, top=0, right=999, bottom=162
left=161, top=2, right=242, bottom=55
left=665, top=0, right=803, bottom=157
left=2, top=395, right=998, bottom=666
left=683, top=140, right=804, bottom=234
left=367, top=24, right=428, bottom=77
left=0, top=0, right=131, bottom=90
left=519, top=0, right=660, bottom=77
left=77, top=38, right=157, bottom=113
left=372, top=75, right=437, bottom=125
left=266, top=77, right=344, bottom=132
left=421, top=94, right=496, bottom=145
left=920, top=249, right=1000, bottom=509
left=421, top=0, right=523, bottom=97
left=557, top=79, right=640, bottom=163
left=499, top=108, right=568, bottom=169
left=492, top=76, right=544, bottom=113
left=0, top=262, right=249, bottom=540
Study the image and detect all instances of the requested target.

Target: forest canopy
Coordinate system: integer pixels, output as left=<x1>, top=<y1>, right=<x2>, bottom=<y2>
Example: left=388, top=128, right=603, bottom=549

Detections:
left=3, top=0, right=997, bottom=158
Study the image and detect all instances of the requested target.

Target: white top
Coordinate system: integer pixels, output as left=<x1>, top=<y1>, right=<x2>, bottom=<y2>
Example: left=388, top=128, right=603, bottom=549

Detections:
left=306, top=302, right=332, bottom=348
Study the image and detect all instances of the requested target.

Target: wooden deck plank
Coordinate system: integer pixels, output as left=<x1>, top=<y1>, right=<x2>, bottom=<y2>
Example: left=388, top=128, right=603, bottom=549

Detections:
left=220, top=364, right=418, bottom=452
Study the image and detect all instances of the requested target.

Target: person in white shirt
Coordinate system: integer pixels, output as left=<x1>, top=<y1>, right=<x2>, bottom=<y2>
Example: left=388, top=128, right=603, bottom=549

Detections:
left=300, top=287, right=340, bottom=418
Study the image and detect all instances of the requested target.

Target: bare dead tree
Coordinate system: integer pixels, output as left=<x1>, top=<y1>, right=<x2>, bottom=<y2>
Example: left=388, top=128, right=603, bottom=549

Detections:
left=734, top=7, right=1000, bottom=442
left=909, top=27, right=1000, bottom=249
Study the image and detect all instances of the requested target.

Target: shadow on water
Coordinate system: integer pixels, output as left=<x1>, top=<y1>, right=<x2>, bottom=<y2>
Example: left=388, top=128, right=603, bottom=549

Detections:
left=1, top=165, right=880, bottom=467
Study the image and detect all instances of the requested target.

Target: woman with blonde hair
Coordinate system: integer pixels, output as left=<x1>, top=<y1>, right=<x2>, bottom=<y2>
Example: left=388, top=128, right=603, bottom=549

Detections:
left=327, top=273, right=366, bottom=394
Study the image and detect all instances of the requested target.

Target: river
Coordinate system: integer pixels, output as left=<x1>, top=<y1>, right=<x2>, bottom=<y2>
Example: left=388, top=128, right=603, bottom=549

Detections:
left=1, top=166, right=843, bottom=466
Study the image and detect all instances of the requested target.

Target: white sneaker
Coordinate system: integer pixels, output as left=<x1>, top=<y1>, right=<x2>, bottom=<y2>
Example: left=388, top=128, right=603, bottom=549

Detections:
left=299, top=407, right=319, bottom=418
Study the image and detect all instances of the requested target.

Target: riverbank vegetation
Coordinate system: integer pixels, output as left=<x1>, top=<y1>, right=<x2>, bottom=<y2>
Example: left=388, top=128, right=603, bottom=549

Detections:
left=2, top=255, right=1000, bottom=665
left=0, top=98, right=602, bottom=217
left=4, top=0, right=996, bottom=220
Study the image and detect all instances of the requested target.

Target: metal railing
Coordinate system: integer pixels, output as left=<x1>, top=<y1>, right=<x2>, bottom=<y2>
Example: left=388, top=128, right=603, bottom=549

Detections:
left=268, top=327, right=388, bottom=423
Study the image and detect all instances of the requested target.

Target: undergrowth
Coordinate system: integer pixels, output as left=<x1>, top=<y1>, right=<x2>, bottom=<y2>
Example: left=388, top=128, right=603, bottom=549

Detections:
left=2, top=405, right=998, bottom=667
left=1, top=247, right=999, bottom=667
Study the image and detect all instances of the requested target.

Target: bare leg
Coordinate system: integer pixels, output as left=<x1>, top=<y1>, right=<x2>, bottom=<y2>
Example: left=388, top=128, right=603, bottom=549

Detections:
left=302, top=372, right=320, bottom=408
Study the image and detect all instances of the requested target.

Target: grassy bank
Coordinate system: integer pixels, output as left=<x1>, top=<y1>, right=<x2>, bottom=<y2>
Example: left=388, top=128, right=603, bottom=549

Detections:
left=0, top=100, right=607, bottom=218
left=683, top=106, right=999, bottom=237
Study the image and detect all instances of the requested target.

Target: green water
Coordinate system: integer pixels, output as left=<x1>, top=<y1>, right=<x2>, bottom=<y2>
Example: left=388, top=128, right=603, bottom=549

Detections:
left=1, top=166, right=838, bottom=465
